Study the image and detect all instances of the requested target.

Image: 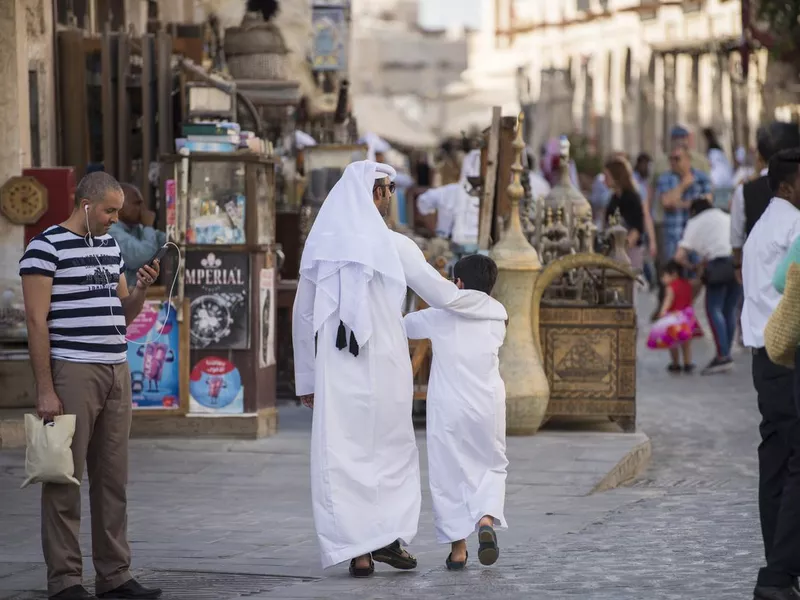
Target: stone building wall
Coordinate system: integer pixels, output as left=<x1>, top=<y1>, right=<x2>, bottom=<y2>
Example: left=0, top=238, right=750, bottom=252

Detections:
left=0, top=0, right=32, bottom=338
left=466, top=0, right=762, bottom=157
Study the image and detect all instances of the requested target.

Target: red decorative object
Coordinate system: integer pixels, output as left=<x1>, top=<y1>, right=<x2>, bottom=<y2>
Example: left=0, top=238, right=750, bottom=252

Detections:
left=22, top=168, right=76, bottom=246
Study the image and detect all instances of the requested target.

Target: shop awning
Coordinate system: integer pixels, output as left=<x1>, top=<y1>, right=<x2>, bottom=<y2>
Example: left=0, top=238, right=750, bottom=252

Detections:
left=353, top=96, right=439, bottom=149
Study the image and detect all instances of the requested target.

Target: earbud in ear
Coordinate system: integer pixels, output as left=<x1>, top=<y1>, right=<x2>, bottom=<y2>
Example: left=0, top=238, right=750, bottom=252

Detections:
left=84, top=205, right=89, bottom=213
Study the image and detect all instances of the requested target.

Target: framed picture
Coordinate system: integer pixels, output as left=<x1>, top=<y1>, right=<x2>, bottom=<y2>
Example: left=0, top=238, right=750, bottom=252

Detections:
left=184, top=250, right=251, bottom=350
left=128, top=299, right=190, bottom=415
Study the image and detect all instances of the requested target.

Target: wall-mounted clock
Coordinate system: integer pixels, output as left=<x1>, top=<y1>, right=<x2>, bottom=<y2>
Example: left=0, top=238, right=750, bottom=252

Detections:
left=0, top=176, right=48, bottom=225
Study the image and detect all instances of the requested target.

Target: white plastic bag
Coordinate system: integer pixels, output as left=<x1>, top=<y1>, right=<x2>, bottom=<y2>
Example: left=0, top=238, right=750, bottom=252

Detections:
left=21, top=414, right=80, bottom=489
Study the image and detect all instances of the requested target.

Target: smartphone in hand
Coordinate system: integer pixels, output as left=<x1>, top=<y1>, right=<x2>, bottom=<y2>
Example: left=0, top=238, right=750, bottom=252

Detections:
left=147, top=245, right=168, bottom=268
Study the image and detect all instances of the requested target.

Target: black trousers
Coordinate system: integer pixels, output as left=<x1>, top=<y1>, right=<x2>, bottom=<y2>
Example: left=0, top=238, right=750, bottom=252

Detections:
left=753, top=348, right=800, bottom=587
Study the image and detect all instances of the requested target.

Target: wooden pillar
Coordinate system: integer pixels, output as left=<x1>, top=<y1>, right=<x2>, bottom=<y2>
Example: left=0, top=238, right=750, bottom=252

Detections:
left=494, top=116, right=520, bottom=221
left=117, top=29, right=131, bottom=183
left=156, top=30, right=173, bottom=158
left=141, top=33, right=155, bottom=208
left=101, top=26, right=117, bottom=178
left=57, top=30, right=89, bottom=181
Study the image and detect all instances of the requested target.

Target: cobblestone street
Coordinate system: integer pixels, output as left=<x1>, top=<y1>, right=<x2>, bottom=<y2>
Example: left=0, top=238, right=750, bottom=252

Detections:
left=0, top=291, right=766, bottom=599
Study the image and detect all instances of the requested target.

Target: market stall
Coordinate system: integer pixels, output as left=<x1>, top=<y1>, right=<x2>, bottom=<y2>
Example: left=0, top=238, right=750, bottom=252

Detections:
left=131, top=150, right=279, bottom=438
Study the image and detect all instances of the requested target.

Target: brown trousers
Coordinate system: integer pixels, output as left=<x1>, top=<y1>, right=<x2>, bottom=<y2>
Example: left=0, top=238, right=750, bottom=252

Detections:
left=42, top=360, right=133, bottom=596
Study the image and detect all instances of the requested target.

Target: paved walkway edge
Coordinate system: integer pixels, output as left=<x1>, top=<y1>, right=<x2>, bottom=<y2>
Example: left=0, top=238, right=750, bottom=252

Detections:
left=590, top=433, right=652, bottom=494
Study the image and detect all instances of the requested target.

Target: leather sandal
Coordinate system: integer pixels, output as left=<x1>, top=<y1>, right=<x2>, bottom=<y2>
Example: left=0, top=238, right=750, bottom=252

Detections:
left=349, top=556, right=374, bottom=578
left=372, top=540, right=417, bottom=570
left=477, top=525, right=499, bottom=566
left=445, top=551, right=468, bottom=571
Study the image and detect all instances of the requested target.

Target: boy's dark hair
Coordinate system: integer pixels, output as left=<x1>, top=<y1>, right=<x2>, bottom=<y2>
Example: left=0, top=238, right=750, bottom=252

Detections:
left=453, top=254, right=498, bottom=295
left=768, top=148, right=800, bottom=195
left=663, top=260, right=682, bottom=276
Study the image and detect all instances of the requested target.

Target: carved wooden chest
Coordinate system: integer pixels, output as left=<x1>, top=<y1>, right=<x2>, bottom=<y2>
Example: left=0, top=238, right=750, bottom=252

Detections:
left=539, top=302, right=637, bottom=432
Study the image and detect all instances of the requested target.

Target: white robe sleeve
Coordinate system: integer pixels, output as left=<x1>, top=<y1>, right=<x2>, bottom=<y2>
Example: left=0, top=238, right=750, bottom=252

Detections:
left=292, top=275, right=316, bottom=396
left=394, top=233, right=460, bottom=308
left=416, top=188, right=441, bottom=216
left=393, top=233, right=490, bottom=317
left=403, top=309, right=434, bottom=340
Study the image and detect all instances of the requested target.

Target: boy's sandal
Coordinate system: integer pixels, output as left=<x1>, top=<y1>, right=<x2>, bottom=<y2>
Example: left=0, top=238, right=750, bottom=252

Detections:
left=477, top=525, right=499, bottom=566
left=372, top=540, right=418, bottom=570
left=349, top=556, right=374, bottom=578
left=445, top=551, right=468, bottom=571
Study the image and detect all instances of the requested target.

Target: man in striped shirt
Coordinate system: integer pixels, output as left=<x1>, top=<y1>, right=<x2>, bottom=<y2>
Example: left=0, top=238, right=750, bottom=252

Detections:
left=19, top=172, right=161, bottom=600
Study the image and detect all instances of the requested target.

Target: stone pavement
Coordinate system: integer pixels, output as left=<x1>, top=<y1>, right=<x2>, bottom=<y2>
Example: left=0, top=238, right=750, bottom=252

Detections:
left=0, top=290, right=766, bottom=599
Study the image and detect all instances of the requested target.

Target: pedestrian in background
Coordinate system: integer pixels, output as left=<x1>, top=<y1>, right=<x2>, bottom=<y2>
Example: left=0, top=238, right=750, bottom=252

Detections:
left=730, top=122, right=800, bottom=274
left=649, top=124, right=711, bottom=263
left=656, top=260, right=696, bottom=373
left=603, top=156, right=646, bottom=270
left=674, top=198, right=739, bottom=375
left=654, top=145, right=713, bottom=263
left=741, top=148, right=800, bottom=600
left=19, top=172, right=162, bottom=600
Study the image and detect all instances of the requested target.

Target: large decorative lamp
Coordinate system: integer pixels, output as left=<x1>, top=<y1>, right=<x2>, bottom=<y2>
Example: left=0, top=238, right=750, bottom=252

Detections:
left=490, top=114, right=550, bottom=435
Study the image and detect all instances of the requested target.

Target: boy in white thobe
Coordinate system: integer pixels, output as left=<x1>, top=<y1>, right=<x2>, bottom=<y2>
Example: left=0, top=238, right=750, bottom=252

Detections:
left=403, top=254, right=509, bottom=570
left=293, top=161, right=491, bottom=577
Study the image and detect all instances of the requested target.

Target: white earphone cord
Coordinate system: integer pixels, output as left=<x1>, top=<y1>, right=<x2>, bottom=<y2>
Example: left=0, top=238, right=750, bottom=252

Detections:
left=85, top=206, right=183, bottom=347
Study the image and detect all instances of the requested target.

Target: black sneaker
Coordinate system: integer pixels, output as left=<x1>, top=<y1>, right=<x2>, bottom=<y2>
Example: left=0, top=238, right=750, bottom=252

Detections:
left=702, top=357, right=734, bottom=375
left=667, top=364, right=682, bottom=373
left=50, top=585, right=95, bottom=600
left=683, top=363, right=696, bottom=374
left=96, top=579, right=161, bottom=599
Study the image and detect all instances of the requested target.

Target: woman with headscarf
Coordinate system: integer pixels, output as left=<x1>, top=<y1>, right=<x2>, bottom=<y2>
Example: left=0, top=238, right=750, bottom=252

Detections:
left=292, top=160, right=492, bottom=577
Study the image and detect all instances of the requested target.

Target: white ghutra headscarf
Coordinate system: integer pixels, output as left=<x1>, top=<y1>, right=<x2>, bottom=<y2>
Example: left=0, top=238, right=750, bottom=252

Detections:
left=299, top=160, right=405, bottom=356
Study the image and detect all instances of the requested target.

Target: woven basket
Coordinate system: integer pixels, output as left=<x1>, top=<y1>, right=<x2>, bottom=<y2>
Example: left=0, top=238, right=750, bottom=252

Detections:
left=227, top=53, right=288, bottom=81
left=764, top=262, right=800, bottom=369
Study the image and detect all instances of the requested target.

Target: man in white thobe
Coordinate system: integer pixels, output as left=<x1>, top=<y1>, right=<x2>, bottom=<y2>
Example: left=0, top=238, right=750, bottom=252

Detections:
left=292, top=160, right=487, bottom=577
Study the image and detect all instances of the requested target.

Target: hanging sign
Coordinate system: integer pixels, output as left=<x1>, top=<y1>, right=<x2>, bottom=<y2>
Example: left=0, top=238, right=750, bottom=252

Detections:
left=312, top=7, right=348, bottom=72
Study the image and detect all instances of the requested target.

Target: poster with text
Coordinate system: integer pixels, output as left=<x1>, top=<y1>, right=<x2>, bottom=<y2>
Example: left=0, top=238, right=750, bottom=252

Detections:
left=127, top=300, right=181, bottom=410
left=189, top=356, right=244, bottom=414
left=184, top=250, right=250, bottom=350
left=259, top=268, right=276, bottom=368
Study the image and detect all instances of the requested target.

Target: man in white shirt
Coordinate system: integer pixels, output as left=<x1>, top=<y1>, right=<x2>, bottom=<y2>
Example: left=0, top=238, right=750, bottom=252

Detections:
left=731, top=122, right=800, bottom=272
left=741, top=149, right=800, bottom=600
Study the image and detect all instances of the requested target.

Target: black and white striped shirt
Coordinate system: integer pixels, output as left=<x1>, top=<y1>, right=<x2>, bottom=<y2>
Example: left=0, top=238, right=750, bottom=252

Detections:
left=19, top=225, right=128, bottom=364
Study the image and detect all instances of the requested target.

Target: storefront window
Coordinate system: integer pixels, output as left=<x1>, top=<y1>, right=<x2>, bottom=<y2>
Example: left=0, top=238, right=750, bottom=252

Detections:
left=186, top=161, right=246, bottom=245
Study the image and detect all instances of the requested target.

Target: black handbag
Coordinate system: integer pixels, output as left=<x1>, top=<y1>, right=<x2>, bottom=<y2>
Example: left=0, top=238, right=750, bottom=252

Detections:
left=702, top=256, right=736, bottom=286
